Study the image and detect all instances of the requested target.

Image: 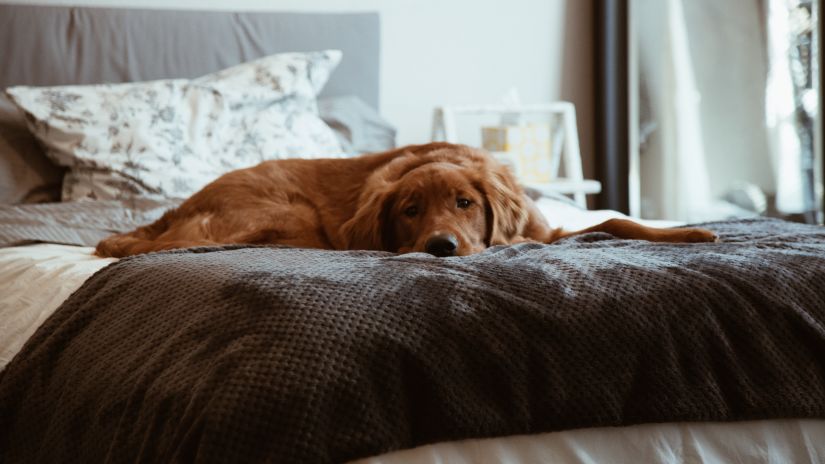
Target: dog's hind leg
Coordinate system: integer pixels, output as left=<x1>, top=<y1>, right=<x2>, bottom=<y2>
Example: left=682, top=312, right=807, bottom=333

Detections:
left=95, top=234, right=217, bottom=258
left=95, top=208, right=217, bottom=258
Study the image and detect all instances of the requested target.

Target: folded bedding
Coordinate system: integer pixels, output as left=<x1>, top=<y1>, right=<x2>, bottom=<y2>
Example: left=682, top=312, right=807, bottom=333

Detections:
left=0, top=199, right=179, bottom=247
left=1, top=218, right=824, bottom=463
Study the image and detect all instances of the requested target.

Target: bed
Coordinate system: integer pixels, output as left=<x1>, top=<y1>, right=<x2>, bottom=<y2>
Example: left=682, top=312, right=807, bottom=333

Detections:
left=2, top=4, right=825, bottom=464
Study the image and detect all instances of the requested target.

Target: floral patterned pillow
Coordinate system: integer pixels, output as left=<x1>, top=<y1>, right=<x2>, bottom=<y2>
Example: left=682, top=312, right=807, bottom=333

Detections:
left=6, top=50, right=344, bottom=201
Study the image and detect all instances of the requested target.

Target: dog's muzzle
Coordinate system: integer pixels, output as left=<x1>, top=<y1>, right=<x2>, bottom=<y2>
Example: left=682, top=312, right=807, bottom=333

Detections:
left=425, top=234, right=458, bottom=257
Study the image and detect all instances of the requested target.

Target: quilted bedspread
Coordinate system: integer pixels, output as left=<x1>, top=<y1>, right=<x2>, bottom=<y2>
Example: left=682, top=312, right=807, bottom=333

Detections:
left=1, top=218, right=825, bottom=463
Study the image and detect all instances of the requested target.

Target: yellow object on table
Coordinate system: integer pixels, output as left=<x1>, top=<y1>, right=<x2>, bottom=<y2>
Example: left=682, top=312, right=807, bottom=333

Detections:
left=481, top=123, right=553, bottom=183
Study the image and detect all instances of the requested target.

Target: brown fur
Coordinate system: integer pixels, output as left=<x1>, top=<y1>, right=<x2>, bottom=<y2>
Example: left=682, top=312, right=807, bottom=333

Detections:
left=95, top=143, right=717, bottom=258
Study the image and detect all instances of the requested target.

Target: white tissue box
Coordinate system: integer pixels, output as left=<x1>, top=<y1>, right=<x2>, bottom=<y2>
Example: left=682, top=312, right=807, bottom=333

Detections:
left=481, top=123, right=553, bottom=183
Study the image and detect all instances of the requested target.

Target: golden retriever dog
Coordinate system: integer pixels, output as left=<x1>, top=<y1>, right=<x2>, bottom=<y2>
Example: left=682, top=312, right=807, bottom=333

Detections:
left=95, top=142, right=717, bottom=258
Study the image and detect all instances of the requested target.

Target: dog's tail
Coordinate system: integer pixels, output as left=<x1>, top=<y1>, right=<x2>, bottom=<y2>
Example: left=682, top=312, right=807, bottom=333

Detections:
left=95, top=209, right=215, bottom=258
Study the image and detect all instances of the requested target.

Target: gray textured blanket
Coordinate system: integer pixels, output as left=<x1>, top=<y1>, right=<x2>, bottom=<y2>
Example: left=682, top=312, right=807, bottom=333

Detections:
left=1, top=219, right=825, bottom=463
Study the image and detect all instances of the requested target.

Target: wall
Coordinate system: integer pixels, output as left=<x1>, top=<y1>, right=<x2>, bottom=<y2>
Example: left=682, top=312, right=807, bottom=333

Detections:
left=2, top=0, right=595, bottom=177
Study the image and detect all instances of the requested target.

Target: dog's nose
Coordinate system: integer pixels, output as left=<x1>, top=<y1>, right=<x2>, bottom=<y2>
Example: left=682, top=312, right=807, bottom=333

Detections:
left=425, top=234, right=458, bottom=257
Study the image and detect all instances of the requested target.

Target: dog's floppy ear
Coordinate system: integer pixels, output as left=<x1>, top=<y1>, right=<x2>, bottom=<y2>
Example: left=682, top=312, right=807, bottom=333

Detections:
left=340, top=187, right=396, bottom=251
left=476, top=164, right=529, bottom=246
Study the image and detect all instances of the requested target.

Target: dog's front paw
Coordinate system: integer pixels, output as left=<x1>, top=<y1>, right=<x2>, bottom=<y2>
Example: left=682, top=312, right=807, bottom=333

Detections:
left=682, top=228, right=719, bottom=243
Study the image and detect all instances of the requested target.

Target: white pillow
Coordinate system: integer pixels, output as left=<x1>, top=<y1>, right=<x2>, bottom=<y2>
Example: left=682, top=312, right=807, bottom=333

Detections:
left=7, top=50, right=344, bottom=201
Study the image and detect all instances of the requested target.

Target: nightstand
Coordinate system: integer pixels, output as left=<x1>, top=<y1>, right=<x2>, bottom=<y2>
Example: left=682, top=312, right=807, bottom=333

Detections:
left=431, top=102, right=601, bottom=209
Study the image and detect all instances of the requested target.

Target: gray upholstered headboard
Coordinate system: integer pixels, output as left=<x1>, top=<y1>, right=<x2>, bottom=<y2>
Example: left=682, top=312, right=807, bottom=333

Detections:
left=0, top=4, right=380, bottom=108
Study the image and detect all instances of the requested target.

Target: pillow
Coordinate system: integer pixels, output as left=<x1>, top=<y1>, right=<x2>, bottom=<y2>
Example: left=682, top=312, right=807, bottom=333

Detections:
left=318, top=96, right=397, bottom=154
left=7, top=50, right=344, bottom=201
left=0, top=96, right=63, bottom=204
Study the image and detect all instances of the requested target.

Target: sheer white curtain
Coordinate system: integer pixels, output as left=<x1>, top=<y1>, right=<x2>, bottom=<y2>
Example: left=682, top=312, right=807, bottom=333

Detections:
left=765, top=0, right=806, bottom=214
left=636, top=0, right=712, bottom=222
left=635, top=0, right=806, bottom=222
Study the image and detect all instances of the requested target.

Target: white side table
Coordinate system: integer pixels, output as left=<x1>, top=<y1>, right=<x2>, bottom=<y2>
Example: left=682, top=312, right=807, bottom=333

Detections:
left=431, top=102, right=601, bottom=209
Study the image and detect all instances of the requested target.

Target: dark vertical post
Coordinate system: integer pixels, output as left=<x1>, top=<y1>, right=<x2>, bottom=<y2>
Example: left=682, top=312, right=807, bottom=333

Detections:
left=820, top=0, right=825, bottom=222
left=595, top=0, right=630, bottom=213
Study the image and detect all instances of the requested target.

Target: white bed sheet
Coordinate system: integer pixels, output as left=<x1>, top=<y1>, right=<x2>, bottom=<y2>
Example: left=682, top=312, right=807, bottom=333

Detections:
left=534, top=197, right=685, bottom=231
left=354, top=420, right=825, bottom=464
left=1, top=202, right=822, bottom=464
left=0, top=244, right=115, bottom=368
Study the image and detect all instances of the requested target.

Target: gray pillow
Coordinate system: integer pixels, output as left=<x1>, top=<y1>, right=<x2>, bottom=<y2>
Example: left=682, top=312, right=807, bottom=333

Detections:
left=0, top=96, right=63, bottom=204
left=319, top=96, right=396, bottom=154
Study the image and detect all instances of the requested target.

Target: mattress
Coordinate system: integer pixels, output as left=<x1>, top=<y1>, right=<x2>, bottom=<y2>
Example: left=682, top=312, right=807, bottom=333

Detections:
left=1, top=199, right=824, bottom=463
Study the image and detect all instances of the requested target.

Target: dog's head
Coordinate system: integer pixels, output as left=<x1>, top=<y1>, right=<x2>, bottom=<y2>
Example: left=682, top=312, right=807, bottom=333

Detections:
left=341, top=143, right=529, bottom=256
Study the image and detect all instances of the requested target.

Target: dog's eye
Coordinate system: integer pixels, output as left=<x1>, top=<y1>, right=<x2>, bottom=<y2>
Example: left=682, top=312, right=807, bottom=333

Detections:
left=456, top=198, right=472, bottom=209
left=403, top=206, right=418, bottom=217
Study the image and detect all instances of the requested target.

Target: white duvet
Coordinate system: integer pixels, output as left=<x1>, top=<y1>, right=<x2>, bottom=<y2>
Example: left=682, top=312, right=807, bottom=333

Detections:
left=1, top=200, right=823, bottom=464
